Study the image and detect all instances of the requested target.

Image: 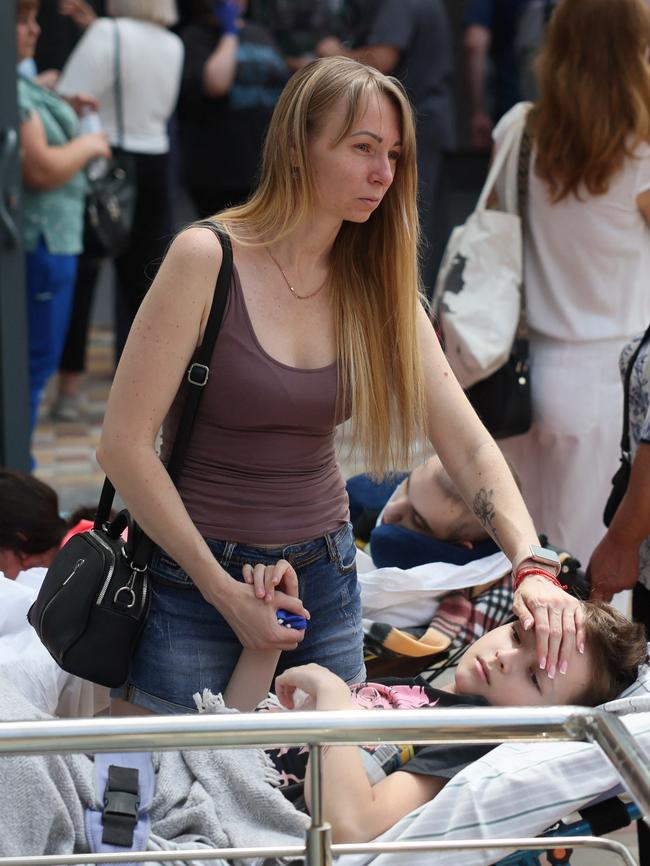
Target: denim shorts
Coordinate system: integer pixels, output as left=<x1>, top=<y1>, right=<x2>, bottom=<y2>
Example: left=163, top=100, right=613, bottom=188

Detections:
left=117, top=522, right=365, bottom=714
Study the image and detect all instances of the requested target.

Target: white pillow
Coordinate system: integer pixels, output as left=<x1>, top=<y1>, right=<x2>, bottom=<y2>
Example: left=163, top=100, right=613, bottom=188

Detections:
left=337, top=658, right=650, bottom=866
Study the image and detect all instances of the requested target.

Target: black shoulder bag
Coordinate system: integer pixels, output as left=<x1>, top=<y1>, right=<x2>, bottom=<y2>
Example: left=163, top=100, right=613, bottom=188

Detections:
left=28, top=223, right=232, bottom=689
left=465, top=119, right=533, bottom=440
left=83, top=20, right=137, bottom=258
left=603, top=323, right=650, bottom=527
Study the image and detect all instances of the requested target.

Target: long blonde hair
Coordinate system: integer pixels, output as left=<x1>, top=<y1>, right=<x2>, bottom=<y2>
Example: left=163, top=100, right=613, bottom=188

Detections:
left=532, top=0, right=650, bottom=201
left=107, top=0, right=178, bottom=27
left=217, top=57, right=426, bottom=476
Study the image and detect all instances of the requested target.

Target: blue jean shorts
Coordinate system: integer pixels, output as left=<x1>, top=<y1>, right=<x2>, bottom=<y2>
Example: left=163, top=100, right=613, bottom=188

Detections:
left=117, top=522, right=365, bottom=714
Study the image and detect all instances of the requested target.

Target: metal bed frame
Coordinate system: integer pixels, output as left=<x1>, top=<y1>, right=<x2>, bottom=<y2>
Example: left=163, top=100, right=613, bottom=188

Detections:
left=0, top=705, right=648, bottom=866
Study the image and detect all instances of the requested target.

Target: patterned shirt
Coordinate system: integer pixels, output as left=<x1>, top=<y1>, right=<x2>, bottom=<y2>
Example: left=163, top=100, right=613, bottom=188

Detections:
left=17, top=75, right=86, bottom=255
left=620, top=334, right=650, bottom=589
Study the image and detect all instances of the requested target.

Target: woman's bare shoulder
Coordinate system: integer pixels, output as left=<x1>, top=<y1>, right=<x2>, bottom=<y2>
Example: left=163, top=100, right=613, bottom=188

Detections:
left=169, top=223, right=226, bottom=269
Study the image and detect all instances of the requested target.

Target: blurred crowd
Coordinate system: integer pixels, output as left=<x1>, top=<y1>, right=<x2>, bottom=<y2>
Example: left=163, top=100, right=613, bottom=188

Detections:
left=15, top=0, right=552, bottom=450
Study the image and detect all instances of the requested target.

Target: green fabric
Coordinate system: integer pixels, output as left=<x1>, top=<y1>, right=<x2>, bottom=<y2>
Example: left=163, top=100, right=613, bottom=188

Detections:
left=17, top=75, right=86, bottom=255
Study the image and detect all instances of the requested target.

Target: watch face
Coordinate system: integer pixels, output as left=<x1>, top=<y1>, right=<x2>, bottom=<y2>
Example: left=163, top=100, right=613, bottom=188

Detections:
left=530, top=545, right=561, bottom=565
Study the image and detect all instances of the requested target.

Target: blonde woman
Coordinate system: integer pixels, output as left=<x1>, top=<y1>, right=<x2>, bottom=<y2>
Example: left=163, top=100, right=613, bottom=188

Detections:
left=498, top=0, right=650, bottom=574
left=99, top=57, right=581, bottom=715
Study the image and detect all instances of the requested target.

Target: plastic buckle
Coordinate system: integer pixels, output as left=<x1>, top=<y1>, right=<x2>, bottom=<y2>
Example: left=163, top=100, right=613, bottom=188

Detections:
left=187, top=363, right=209, bottom=386
left=101, top=766, right=139, bottom=846
left=104, top=789, right=139, bottom=820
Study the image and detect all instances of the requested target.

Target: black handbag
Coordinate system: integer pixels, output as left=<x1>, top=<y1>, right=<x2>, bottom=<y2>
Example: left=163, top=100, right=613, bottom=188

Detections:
left=466, top=337, right=530, bottom=440
left=603, top=323, right=650, bottom=527
left=28, top=222, right=233, bottom=688
left=83, top=20, right=136, bottom=258
left=466, top=121, right=533, bottom=439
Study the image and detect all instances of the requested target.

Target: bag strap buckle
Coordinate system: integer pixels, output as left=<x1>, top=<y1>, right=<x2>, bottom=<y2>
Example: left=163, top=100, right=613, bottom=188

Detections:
left=102, top=765, right=139, bottom=846
left=187, top=362, right=209, bottom=386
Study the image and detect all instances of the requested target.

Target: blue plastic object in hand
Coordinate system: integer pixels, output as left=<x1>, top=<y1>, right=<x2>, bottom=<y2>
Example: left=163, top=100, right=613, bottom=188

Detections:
left=212, top=0, right=240, bottom=36
left=276, top=609, right=308, bottom=630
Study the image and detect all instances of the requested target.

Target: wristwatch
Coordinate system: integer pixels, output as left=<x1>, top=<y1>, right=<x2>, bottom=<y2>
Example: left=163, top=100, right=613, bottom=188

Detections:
left=516, top=544, right=562, bottom=577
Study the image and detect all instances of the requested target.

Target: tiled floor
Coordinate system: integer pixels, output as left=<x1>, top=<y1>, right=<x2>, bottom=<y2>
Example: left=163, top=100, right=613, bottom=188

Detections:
left=33, top=326, right=113, bottom=515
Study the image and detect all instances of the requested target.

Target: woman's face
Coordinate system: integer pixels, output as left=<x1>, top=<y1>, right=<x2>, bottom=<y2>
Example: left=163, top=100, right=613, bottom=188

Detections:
left=306, top=91, right=402, bottom=226
left=16, top=6, right=40, bottom=62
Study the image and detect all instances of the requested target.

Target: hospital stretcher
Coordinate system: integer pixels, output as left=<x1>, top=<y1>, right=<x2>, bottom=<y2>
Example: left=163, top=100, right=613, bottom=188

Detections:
left=0, top=703, right=647, bottom=866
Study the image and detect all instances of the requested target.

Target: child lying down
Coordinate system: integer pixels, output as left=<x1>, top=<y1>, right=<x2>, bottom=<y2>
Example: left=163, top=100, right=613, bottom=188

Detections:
left=254, top=601, right=648, bottom=844
left=0, top=604, right=644, bottom=860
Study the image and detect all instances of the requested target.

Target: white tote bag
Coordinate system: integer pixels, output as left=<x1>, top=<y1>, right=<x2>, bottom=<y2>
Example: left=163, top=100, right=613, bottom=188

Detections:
left=432, top=103, right=531, bottom=389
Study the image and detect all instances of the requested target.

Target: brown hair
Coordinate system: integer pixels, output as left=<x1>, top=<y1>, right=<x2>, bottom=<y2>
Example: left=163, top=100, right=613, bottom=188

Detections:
left=531, top=0, right=650, bottom=201
left=0, top=470, right=66, bottom=554
left=215, top=57, right=426, bottom=477
left=577, top=601, right=648, bottom=706
left=16, top=0, right=39, bottom=15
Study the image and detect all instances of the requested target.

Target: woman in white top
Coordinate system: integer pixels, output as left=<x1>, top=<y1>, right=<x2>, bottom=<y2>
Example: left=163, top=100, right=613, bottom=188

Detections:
left=56, top=0, right=184, bottom=360
left=497, top=0, right=650, bottom=575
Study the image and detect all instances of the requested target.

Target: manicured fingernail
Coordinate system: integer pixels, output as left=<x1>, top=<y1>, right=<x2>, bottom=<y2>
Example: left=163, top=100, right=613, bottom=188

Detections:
left=523, top=618, right=533, bottom=631
left=579, top=643, right=585, bottom=654
left=548, top=665, right=556, bottom=680
left=560, top=661, right=568, bottom=675
left=539, top=657, right=546, bottom=670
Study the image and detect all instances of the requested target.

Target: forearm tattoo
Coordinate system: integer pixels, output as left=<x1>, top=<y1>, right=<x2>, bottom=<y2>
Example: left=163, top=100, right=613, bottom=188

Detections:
left=473, top=487, right=500, bottom=544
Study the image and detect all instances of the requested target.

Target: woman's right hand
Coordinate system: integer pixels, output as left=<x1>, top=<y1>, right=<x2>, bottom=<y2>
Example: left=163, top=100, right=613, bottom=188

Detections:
left=212, top=574, right=311, bottom=651
left=81, top=131, right=111, bottom=162
left=58, top=0, right=97, bottom=29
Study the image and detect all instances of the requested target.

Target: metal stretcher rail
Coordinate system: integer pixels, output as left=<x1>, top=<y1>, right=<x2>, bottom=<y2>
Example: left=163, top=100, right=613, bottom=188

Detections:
left=0, top=705, right=648, bottom=866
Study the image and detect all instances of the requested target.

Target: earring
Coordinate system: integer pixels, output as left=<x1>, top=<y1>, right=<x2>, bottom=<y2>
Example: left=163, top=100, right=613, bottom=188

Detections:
left=291, top=166, right=299, bottom=180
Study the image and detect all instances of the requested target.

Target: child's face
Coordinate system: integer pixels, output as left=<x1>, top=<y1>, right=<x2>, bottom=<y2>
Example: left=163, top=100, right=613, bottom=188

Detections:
left=454, top=621, right=593, bottom=707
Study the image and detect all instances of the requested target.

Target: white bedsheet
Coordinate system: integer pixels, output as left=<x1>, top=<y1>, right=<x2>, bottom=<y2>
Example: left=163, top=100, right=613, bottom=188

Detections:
left=0, top=574, right=108, bottom=717
left=356, top=549, right=511, bottom=628
left=337, top=660, right=650, bottom=866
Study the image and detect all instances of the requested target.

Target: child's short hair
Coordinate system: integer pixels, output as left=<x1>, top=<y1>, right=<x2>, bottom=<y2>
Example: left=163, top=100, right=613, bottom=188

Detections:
left=577, top=601, right=648, bottom=706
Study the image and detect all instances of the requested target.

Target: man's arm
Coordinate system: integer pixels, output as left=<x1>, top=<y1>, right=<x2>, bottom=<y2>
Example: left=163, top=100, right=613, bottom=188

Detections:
left=589, top=442, right=650, bottom=601
left=464, top=23, right=493, bottom=149
left=315, top=37, right=399, bottom=74
left=316, top=0, right=412, bottom=75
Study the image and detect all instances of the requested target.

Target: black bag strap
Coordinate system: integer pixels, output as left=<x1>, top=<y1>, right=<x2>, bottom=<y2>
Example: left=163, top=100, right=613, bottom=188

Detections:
left=113, top=20, right=125, bottom=149
left=619, top=323, right=650, bottom=457
left=94, top=223, right=233, bottom=567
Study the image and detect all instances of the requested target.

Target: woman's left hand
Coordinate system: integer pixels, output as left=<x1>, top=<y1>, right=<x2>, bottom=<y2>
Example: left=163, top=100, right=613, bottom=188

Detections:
left=513, top=575, right=585, bottom=678
left=242, top=558, right=300, bottom=602
left=64, top=93, right=99, bottom=116
left=35, top=69, right=59, bottom=90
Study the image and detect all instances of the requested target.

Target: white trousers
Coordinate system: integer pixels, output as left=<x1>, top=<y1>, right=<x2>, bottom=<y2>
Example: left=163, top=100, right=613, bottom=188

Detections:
left=500, top=334, right=629, bottom=612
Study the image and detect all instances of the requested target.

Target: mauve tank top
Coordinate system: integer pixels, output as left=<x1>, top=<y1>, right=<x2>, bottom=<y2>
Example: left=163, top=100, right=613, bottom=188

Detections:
left=160, top=265, right=350, bottom=545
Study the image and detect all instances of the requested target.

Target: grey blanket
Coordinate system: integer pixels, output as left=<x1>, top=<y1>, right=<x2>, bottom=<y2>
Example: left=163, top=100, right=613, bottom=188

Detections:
left=0, top=674, right=308, bottom=863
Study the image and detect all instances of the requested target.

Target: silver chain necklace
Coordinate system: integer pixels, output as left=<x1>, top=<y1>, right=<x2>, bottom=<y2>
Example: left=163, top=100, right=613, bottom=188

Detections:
left=266, top=247, right=328, bottom=301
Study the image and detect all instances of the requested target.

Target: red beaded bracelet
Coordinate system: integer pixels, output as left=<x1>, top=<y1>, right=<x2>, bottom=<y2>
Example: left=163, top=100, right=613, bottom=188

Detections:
left=514, top=566, right=568, bottom=592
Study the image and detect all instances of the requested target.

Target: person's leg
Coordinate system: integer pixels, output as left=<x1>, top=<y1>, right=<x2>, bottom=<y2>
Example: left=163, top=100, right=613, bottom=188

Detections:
left=25, top=239, right=77, bottom=433
left=114, top=152, right=173, bottom=362
left=52, top=253, right=102, bottom=420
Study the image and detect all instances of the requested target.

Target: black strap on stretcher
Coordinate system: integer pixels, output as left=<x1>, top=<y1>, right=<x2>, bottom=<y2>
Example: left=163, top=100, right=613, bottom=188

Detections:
left=102, top=764, right=140, bottom=846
